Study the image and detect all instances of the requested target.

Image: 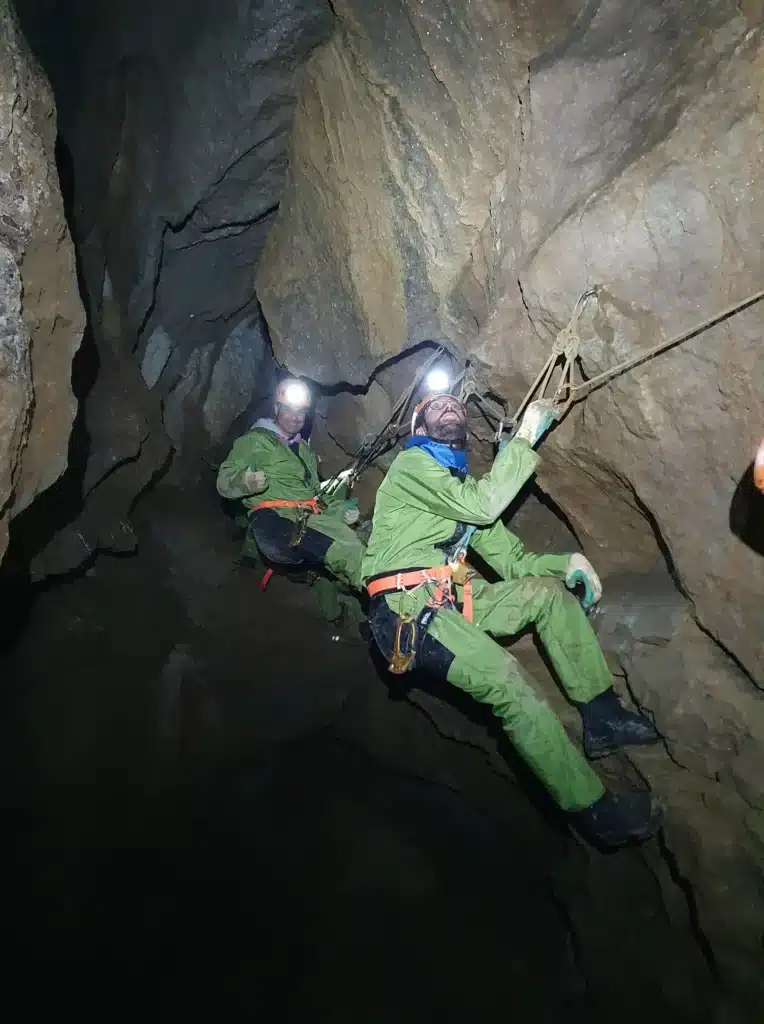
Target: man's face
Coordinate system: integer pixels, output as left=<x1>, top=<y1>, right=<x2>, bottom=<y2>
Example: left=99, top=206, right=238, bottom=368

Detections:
left=420, top=395, right=468, bottom=443
left=275, top=403, right=307, bottom=440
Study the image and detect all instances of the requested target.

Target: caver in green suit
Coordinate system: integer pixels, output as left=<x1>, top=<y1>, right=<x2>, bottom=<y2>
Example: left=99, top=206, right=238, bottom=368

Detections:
left=362, top=435, right=612, bottom=810
left=218, top=418, right=365, bottom=624
left=362, top=392, right=661, bottom=844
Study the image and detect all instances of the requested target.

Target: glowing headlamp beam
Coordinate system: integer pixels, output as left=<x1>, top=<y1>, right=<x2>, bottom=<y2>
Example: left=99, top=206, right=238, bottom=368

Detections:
left=425, top=369, right=451, bottom=394
left=283, top=382, right=310, bottom=408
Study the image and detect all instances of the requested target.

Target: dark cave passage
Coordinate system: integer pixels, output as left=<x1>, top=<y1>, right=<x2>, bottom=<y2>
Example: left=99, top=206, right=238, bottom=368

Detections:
left=0, top=482, right=714, bottom=1022
left=2, top=0, right=762, bottom=1020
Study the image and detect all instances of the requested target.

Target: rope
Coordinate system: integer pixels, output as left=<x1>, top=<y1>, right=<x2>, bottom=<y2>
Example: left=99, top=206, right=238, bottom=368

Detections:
left=566, top=287, right=764, bottom=404
left=320, top=281, right=764, bottom=494
left=319, top=344, right=445, bottom=495
left=509, top=285, right=764, bottom=427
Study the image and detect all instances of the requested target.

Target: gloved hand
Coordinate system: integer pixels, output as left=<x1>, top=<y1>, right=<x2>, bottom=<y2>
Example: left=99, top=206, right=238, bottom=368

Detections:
left=318, top=467, right=354, bottom=494
left=514, top=399, right=559, bottom=447
left=242, top=469, right=267, bottom=495
left=342, top=499, right=360, bottom=526
left=565, top=553, right=602, bottom=611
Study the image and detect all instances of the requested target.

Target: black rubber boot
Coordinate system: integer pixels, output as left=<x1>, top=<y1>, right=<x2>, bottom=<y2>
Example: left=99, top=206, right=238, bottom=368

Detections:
left=571, top=791, right=663, bottom=848
left=578, top=687, right=660, bottom=759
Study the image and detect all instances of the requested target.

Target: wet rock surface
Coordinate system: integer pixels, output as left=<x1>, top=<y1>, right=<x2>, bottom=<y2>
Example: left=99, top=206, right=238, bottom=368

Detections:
left=18, top=0, right=333, bottom=456
left=0, top=4, right=83, bottom=561
left=256, top=1, right=764, bottom=1010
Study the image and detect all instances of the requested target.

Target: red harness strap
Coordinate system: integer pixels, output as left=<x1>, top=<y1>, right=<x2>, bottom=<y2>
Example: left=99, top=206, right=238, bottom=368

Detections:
left=248, top=497, right=322, bottom=515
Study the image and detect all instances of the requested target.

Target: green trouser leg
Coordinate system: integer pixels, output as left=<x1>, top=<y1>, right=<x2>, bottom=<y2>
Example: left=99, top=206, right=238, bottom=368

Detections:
left=309, top=513, right=366, bottom=592
left=469, top=576, right=613, bottom=704
left=324, top=535, right=365, bottom=591
left=428, top=603, right=605, bottom=811
left=308, top=511, right=366, bottom=624
left=240, top=529, right=261, bottom=561
left=311, top=576, right=365, bottom=625
left=312, top=575, right=343, bottom=622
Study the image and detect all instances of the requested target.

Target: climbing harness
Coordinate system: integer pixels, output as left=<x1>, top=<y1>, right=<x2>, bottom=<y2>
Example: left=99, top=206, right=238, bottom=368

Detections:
left=247, top=497, right=323, bottom=515
left=504, top=285, right=764, bottom=439
left=446, top=523, right=476, bottom=622
left=388, top=613, right=419, bottom=674
left=247, top=496, right=324, bottom=547
left=367, top=564, right=474, bottom=674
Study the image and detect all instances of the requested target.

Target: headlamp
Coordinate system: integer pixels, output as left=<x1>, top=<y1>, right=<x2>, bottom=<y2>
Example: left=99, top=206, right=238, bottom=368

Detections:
left=425, top=369, right=451, bottom=394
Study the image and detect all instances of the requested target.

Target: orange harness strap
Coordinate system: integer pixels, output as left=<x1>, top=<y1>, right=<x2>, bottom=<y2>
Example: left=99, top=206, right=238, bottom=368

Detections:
left=248, top=497, right=322, bottom=515
left=366, top=566, right=474, bottom=623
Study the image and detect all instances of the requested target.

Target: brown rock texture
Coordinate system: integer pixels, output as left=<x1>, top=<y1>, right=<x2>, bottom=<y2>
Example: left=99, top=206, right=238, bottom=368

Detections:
left=0, top=2, right=84, bottom=562
left=258, top=0, right=764, bottom=1013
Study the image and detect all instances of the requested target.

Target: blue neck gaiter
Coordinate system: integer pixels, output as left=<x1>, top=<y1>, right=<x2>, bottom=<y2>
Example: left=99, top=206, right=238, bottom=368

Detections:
left=405, top=435, right=468, bottom=477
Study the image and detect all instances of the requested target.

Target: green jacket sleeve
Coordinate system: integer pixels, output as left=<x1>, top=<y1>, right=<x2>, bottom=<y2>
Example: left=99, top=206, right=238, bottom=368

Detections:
left=470, top=519, right=572, bottom=580
left=394, top=439, right=540, bottom=525
left=216, top=434, right=261, bottom=500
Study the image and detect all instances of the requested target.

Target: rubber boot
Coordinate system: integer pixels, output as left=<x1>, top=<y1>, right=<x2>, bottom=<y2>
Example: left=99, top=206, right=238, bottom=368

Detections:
left=577, top=687, right=660, bottom=759
left=571, top=791, right=663, bottom=848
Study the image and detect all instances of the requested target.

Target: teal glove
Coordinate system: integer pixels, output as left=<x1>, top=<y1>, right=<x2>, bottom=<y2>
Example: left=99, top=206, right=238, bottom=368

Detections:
left=565, top=554, right=603, bottom=611
left=342, top=498, right=360, bottom=526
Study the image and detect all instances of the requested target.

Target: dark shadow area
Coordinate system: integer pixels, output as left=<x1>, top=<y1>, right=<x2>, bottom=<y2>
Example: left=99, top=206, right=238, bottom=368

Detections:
left=729, top=461, right=764, bottom=556
left=0, top=485, right=591, bottom=1021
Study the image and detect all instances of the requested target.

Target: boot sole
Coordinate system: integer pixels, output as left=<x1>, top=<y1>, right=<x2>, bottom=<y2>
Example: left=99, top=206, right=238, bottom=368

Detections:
left=603, top=802, right=664, bottom=848
left=585, top=734, right=662, bottom=760
left=573, top=801, right=665, bottom=849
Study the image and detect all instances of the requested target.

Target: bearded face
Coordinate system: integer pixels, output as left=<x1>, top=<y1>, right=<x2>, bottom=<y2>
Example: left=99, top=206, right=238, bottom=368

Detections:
left=420, top=395, right=468, bottom=445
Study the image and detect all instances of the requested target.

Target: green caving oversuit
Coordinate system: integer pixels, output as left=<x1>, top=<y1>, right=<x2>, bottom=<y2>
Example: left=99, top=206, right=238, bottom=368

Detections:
left=361, top=438, right=612, bottom=811
left=217, top=425, right=365, bottom=621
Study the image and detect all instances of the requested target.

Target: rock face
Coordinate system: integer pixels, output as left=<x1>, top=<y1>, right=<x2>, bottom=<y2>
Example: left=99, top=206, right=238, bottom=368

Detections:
left=0, top=3, right=83, bottom=564
left=19, top=0, right=334, bottom=456
left=12, top=0, right=332, bottom=571
left=258, top=0, right=764, bottom=1013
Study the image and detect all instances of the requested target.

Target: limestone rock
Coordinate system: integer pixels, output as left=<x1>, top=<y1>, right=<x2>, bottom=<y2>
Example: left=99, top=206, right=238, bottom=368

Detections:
left=0, top=5, right=84, bottom=562
left=164, top=345, right=215, bottom=452
left=141, top=325, right=175, bottom=390
left=202, top=314, right=273, bottom=444
left=259, top=0, right=763, bottom=671
left=28, top=237, right=171, bottom=581
left=257, top=0, right=764, bottom=1012
left=23, top=0, right=333, bottom=379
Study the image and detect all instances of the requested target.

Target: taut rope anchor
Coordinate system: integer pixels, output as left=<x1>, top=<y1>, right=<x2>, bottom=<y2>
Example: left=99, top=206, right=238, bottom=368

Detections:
left=508, top=284, right=764, bottom=434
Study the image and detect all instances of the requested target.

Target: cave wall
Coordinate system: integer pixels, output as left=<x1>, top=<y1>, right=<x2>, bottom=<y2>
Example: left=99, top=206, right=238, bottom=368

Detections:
left=46, top=0, right=333, bottom=453
left=12, top=0, right=334, bottom=572
left=0, top=2, right=84, bottom=564
left=256, top=0, right=764, bottom=1013
left=259, top=0, right=764, bottom=677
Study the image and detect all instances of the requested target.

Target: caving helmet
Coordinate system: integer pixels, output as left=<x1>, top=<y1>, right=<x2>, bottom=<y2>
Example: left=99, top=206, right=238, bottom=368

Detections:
left=275, top=377, right=312, bottom=411
left=410, top=368, right=466, bottom=436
